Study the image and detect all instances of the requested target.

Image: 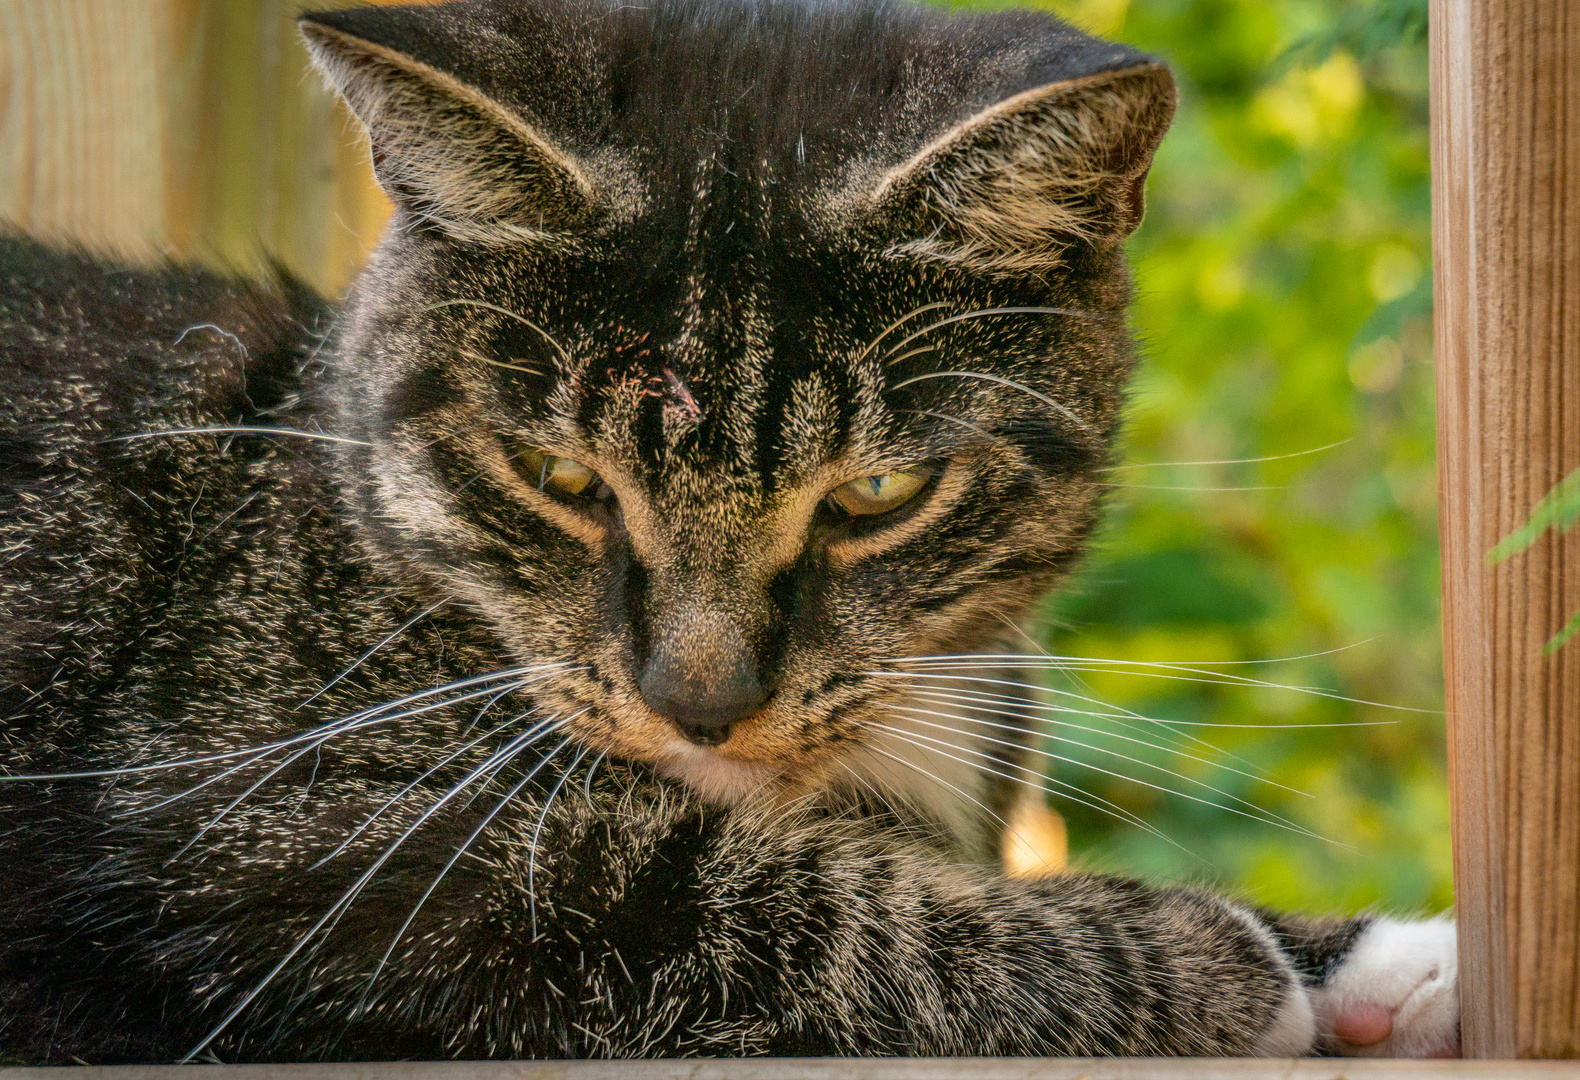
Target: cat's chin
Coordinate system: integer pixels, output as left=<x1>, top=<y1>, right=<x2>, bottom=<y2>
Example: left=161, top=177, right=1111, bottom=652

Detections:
left=651, top=740, right=790, bottom=805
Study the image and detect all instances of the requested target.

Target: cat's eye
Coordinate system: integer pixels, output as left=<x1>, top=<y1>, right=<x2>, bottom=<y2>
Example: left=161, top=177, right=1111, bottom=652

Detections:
left=514, top=445, right=598, bottom=496
left=828, top=468, right=930, bottom=516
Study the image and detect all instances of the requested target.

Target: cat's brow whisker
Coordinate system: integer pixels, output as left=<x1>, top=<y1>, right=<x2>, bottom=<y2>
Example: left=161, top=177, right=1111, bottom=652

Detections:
left=358, top=725, right=585, bottom=1003
left=880, top=306, right=1109, bottom=362
left=416, top=298, right=572, bottom=366
left=887, top=370, right=1092, bottom=438
left=850, top=301, right=952, bottom=366
left=183, top=716, right=574, bottom=1062
left=298, top=598, right=450, bottom=710
left=881, top=705, right=1318, bottom=837
left=1095, top=439, right=1353, bottom=472
left=108, top=427, right=372, bottom=448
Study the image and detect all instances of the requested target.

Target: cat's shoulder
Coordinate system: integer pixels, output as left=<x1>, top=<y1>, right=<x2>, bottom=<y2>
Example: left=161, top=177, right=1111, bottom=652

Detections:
left=0, top=231, right=330, bottom=432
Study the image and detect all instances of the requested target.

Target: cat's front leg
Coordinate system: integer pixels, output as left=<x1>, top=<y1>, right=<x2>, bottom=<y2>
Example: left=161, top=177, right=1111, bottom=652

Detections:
left=1260, top=911, right=1459, bottom=1057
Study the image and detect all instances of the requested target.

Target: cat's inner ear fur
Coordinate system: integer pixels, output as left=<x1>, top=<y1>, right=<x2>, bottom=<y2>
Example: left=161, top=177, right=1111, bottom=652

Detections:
left=872, top=63, right=1176, bottom=274
left=298, top=20, right=598, bottom=245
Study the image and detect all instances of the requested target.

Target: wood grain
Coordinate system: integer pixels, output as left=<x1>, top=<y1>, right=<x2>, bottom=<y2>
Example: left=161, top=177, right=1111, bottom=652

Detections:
left=0, top=0, right=387, bottom=292
left=1430, top=0, right=1580, bottom=1060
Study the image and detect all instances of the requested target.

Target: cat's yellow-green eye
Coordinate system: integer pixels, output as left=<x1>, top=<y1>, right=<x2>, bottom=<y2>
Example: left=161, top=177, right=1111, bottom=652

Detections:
left=828, top=468, right=930, bottom=516
left=515, top=446, right=598, bottom=496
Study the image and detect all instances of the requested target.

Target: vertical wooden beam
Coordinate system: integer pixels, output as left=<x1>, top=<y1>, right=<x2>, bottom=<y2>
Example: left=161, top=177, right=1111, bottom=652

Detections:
left=1431, top=0, right=1580, bottom=1059
left=0, top=0, right=387, bottom=294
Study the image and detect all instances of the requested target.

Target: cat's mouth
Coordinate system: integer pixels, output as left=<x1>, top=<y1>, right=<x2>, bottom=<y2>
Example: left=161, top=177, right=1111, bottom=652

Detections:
left=650, top=737, right=789, bottom=804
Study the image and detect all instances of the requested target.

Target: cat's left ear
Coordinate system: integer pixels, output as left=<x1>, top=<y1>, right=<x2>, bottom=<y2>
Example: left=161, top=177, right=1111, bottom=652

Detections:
left=298, top=16, right=600, bottom=245
left=871, top=63, right=1175, bottom=274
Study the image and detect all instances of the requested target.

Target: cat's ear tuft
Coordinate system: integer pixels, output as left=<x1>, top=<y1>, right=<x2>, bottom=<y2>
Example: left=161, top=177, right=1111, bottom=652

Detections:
left=872, top=63, right=1175, bottom=275
left=298, top=17, right=597, bottom=246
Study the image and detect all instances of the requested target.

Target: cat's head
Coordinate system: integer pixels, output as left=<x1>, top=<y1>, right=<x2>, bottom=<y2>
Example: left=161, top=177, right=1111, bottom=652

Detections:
left=302, top=0, right=1173, bottom=803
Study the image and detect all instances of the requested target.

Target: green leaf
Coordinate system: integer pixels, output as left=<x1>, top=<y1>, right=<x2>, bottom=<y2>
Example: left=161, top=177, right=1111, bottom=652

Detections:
left=1487, top=466, right=1580, bottom=563
left=1545, top=610, right=1580, bottom=655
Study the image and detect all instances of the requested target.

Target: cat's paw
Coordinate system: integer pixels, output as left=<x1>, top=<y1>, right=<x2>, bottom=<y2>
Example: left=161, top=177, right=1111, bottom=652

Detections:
left=1313, top=916, right=1459, bottom=1058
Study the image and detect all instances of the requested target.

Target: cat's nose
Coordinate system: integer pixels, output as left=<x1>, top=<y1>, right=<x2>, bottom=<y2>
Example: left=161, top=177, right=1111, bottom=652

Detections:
left=638, top=611, right=768, bottom=746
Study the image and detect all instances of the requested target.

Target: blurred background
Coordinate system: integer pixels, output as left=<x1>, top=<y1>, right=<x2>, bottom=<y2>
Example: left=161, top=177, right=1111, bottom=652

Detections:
left=0, top=0, right=1448, bottom=915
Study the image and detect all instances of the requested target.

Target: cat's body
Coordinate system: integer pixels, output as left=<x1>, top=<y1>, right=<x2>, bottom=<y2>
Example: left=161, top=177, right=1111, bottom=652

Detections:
left=0, top=0, right=1456, bottom=1064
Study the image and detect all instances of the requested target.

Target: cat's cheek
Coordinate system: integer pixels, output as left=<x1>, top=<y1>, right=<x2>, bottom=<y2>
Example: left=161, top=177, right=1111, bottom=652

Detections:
left=1314, top=917, right=1459, bottom=1058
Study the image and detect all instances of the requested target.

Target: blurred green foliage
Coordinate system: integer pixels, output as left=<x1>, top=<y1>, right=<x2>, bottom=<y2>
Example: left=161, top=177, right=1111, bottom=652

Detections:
left=1006, top=0, right=1448, bottom=914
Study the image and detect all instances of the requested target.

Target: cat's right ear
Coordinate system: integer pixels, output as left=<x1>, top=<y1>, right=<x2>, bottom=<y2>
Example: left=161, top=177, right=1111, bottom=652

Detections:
left=298, top=16, right=598, bottom=245
left=868, top=62, right=1176, bottom=275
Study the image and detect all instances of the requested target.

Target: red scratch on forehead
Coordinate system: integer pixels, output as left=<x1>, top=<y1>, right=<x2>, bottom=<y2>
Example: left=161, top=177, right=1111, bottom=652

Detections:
left=661, top=366, right=704, bottom=422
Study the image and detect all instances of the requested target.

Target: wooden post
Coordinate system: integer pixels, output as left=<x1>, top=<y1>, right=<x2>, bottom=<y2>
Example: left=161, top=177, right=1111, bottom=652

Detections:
left=0, top=0, right=387, bottom=294
left=1431, top=0, right=1580, bottom=1060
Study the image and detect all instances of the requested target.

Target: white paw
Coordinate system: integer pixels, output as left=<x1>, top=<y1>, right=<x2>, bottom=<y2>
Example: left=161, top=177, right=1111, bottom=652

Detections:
left=1312, top=916, right=1459, bottom=1058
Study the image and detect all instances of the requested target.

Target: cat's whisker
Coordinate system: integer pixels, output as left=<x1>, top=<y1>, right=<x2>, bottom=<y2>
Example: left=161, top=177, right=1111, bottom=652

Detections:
left=310, top=713, right=542, bottom=870
left=1096, top=482, right=1281, bottom=492
left=109, top=427, right=371, bottom=448
left=882, top=345, right=937, bottom=368
left=1094, top=439, right=1352, bottom=472
left=850, top=301, right=952, bottom=366
left=297, top=598, right=450, bottom=710
left=459, top=347, right=549, bottom=377
left=879, top=306, right=1110, bottom=363
left=529, top=742, right=591, bottom=939
left=887, top=370, right=1092, bottom=439
left=888, top=688, right=1298, bottom=796
left=873, top=714, right=1328, bottom=842
left=882, top=656, right=1430, bottom=714
left=417, top=298, right=572, bottom=366
left=114, top=668, right=575, bottom=822
left=184, top=716, right=574, bottom=1061
left=862, top=728, right=1180, bottom=853
left=358, top=725, right=585, bottom=1004
left=582, top=751, right=607, bottom=800
left=875, top=673, right=1264, bottom=775
left=158, top=687, right=558, bottom=857
left=858, top=742, right=1016, bottom=843
left=879, top=704, right=1319, bottom=837
left=866, top=722, right=1220, bottom=855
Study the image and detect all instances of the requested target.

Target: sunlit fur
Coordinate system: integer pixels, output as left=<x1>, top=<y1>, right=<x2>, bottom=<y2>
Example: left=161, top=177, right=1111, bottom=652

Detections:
left=0, top=0, right=1444, bottom=1064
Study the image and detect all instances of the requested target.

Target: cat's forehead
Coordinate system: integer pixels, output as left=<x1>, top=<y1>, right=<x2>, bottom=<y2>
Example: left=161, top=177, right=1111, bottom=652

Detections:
left=319, top=0, right=1140, bottom=182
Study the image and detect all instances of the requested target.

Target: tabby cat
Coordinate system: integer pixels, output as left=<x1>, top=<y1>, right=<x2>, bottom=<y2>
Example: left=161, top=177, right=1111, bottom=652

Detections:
left=0, top=0, right=1457, bottom=1063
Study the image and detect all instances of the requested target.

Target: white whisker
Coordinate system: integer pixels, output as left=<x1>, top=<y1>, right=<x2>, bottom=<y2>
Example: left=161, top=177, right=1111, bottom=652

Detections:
left=109, top=427, right=371, bottom=448
left=888, top=370, right=1091, bottom=437
left=297, top=599, right=450, bottom=710
left=357, top=725, right=584, bottom=1004
left=850, top=301, right=951, bottom=366
left=182, top=716, right=573, bottom=1062
left=1096, top=439, right=1352, bottom=471
left=880, top=306, right=1107, bottom=361
left=529, top=743, right=590, bottom=938
left=417, top=299, right=571, bottom=365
